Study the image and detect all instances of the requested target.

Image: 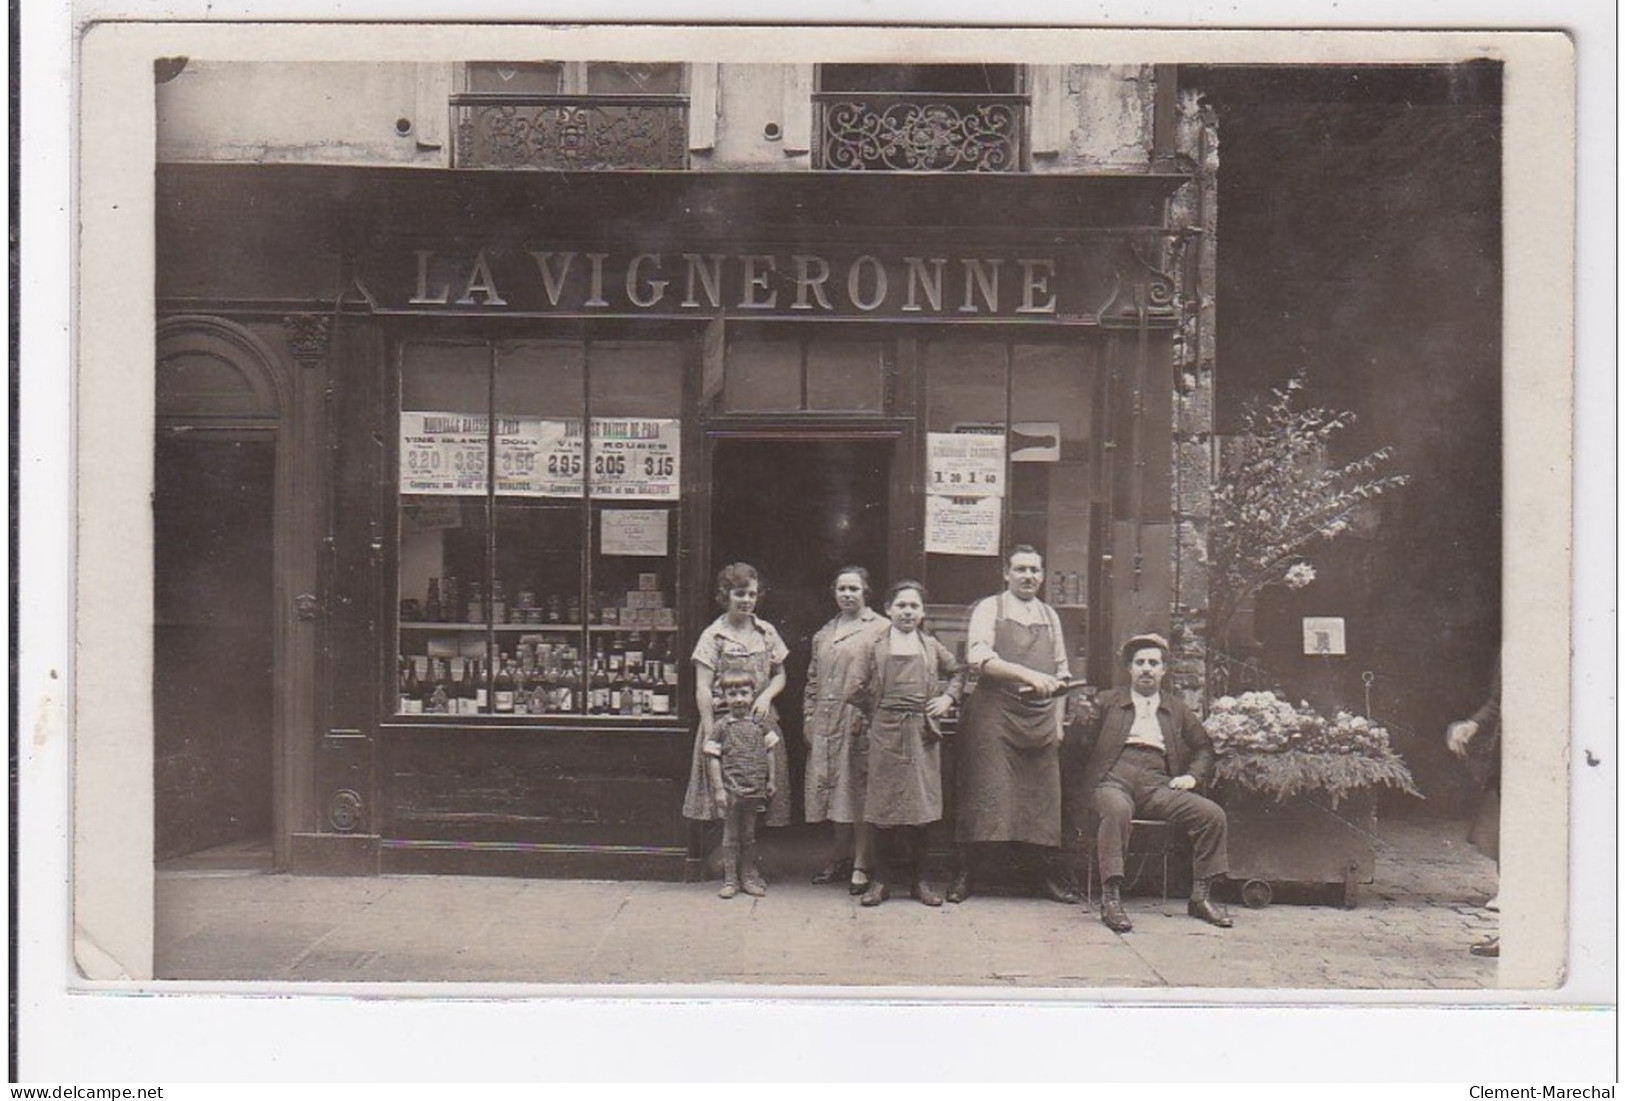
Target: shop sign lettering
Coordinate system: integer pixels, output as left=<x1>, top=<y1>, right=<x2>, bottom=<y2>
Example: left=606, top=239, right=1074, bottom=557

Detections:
left=386, top=249, right=1060, bottom=318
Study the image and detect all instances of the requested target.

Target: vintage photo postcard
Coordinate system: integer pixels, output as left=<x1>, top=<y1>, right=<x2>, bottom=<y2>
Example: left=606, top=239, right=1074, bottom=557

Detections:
left=23, top=10, right=1610, bottom=1082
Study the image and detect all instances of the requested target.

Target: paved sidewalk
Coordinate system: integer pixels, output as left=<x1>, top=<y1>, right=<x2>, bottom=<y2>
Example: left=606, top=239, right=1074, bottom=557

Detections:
left=154, top=814, right=1498, bottom=990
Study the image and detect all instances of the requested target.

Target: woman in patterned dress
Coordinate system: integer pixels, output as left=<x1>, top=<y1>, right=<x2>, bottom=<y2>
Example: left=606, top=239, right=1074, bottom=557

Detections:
left=682, top=562, right=792, bottom=831
left=803, top=566, right=887, bottom=893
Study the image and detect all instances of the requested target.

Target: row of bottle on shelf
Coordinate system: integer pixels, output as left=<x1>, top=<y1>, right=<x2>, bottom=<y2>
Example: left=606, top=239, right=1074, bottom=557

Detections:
left=397, top=632, right=683, bottom=717
left=401, top=574, right=673, bottom=627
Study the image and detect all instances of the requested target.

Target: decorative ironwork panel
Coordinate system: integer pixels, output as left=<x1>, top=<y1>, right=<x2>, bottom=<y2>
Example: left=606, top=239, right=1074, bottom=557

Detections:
left=814, top=93, right=1027, bottom=172
left=452, top=95, right=689, bottom=171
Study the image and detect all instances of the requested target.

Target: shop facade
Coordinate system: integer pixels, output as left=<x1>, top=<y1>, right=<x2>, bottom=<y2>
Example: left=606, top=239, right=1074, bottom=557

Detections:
left=153, top=61, right=1217, bottom=877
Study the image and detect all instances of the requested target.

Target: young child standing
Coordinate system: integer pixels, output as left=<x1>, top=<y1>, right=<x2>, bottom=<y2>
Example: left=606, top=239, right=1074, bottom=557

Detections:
left=704, top=670, right=779, bottom=898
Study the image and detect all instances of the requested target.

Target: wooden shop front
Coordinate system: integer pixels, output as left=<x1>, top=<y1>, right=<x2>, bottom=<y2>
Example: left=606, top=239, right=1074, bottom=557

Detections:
left=154, top=164, right=1194, bottom=878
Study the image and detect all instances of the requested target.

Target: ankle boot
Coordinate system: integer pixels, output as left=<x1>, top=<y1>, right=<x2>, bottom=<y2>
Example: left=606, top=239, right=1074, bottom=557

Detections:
left=1100, top=877, right=1133, bottom=932
left=1187, top=875, right=1233, bottom=927
left=741, top=843, right=767, bottom=897
left=719, top=845, right=740, bottom=899
left=909, top=832, right=943, bottom=906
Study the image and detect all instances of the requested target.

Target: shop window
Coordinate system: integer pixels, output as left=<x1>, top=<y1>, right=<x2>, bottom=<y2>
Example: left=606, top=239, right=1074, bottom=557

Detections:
left=452, top=61, right=689, bottom=170
left=920, top=339, right=1100, bottom=666
left=722, top=334, right=887, bottom=413
left=813, top=64, right=1028, bottom=172
left=396, top=338, right=685, bottom=722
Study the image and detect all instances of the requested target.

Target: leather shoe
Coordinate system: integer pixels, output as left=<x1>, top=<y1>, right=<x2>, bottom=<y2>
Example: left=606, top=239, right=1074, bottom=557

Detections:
left=1100, top=897, right=1133, bottom=933
left=812, top=858, right=853, bottom=885
left=911, top=880, right=945, bottom=907
left=860, top=880, right=890, bottom=907
left=1188, top=897, right=1234, bottom=928
left=1038, top=874, right=1081, bottom=905
left=945, top=871, right=971, bottom=904
left=848, top=868, right=871, bottom=896
left=1470, top=936, right=1499, bottom=958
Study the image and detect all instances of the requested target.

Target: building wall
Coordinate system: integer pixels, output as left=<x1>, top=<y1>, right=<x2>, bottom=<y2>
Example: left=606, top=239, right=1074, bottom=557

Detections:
left=157, top=61, right=1157, bottom=175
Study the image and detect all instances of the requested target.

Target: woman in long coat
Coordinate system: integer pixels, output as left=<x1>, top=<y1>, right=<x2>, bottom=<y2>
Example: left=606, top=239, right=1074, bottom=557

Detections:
left=803, top=566, right=887, bottom=893
left=847, top=579, right=964, bottom=907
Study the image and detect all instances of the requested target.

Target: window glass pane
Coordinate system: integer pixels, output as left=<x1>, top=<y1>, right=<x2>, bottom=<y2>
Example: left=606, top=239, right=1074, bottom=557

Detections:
left=1009, top=342, right=1098, bottom=665
left=723, top=339, right=801, bottom=412
left=496, top=340, right=585, bottom=418
left=805, top=340, right=885, bottom=412
left=586, top=62, right=684, bottom=95
left=397, top=498, right=493, bottom=714
left=587, top=504, right=682, bottom=717
left=402, top=342, right=488, bottom=412
left=924, top=340, right=1006, bottom=431
left=589, top=341, right=684, bottom=417
left=467, top=62, right=564, bottom=94
left=922, top=340, right=1009, bottom=607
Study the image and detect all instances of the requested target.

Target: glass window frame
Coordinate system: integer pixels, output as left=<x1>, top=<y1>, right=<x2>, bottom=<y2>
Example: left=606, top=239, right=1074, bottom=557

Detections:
left=392, top=332, right=687, bottom=725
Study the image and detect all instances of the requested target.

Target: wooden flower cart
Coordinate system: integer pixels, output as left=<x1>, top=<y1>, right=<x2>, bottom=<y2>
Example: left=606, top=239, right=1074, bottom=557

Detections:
left=1220, top=784, right=1378, bottom=908
left=1205, top=696, right=1422, bottom=909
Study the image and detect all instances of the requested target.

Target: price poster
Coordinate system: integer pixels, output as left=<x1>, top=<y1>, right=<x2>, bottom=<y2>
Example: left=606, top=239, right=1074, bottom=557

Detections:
left=400, top=411, right=497, bottom=495
left=600, top=509, right=670, bottom=557
left=926, top=432, right=1005, bottom=497
left=925, top=495, right=1002, bottom=556
left=402, top=415, right=681, bottom=498
left=588, top=418, right=681, bottom=500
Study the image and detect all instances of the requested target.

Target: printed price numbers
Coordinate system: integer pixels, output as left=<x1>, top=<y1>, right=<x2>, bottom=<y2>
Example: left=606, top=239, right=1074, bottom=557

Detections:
left=931, top=469, right=999, bottom=489
left=547, top=453, right=583, bottom=477
left=643, top=455, right=675, bottom=477
left=404, top=447, right=487, bottom=475
left=592, top=454, right=628, bottom=477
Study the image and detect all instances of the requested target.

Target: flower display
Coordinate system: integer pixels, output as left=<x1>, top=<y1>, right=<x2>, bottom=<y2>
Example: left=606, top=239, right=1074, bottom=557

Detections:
left=1282, top=562, right=1317, bottom=590
left=1205, top=691, right=1420, bottom=806
left=1207, top=376, right=1409, bottom=676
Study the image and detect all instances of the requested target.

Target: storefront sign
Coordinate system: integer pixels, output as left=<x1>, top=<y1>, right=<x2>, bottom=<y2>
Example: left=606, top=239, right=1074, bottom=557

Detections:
left=400, top=413, right=679, bottom=500
left=364, top=248, right=1163, bottom=321
left=927, top=432, right=1005, bottom=497
left=925, top=495, right=1002, bottom=556
left=600, top=509, right=670, bottom=557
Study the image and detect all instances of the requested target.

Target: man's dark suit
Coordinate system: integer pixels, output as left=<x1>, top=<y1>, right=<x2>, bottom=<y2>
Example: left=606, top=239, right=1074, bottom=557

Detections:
left=1078, top=688, right=1229, bottom=883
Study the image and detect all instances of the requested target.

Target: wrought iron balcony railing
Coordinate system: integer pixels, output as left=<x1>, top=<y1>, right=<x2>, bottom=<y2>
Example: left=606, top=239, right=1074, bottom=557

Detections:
left=451, top=94, right=690, bottom=171
left=813, top=92, right=1029, bottom=172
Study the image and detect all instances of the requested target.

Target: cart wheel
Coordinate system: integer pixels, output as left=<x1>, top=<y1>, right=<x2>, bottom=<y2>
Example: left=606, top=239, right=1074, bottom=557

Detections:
left=1241, top=879, right=1273, bottom=908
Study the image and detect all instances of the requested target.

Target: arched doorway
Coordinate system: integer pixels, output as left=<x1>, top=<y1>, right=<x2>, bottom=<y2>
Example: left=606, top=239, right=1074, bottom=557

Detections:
left=153, top=318, right=286, bottom=867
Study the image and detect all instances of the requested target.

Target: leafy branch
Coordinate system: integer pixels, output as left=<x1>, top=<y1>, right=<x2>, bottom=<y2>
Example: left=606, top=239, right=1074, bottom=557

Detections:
left=1208, top=377, right=1409, bottom=649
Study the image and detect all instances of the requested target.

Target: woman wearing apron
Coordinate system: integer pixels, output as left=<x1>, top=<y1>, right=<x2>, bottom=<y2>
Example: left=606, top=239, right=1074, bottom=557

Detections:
left=682, top=564, right=792, bottom=889
left=803, top=566, right=887, bottom=894
left=848, top=580, right=964, bottom=906
left=948, top=545, right=1080, bottom=905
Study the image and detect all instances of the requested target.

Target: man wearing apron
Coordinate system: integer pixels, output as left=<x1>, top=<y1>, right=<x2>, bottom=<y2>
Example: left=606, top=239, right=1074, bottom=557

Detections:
left=947, top=545, right=1080, bottom=904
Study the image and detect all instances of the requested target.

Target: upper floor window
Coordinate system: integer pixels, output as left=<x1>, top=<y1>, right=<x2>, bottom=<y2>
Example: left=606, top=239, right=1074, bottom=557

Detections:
left=814, top=64, right=1028, bottom=172
left=453, top=61, right=689, bottom=170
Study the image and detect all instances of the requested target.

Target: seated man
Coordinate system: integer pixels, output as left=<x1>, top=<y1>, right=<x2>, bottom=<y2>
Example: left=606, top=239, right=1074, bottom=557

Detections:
left=1077, top=633, right=1233, bottom=932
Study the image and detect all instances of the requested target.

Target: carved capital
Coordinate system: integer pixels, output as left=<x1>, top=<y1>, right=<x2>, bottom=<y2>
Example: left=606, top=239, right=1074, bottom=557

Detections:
left=282, top=313, right=331, bottom=368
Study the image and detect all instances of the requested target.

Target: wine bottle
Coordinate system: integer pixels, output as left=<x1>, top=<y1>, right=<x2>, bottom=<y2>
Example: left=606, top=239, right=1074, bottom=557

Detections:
left=427, top=659, right=449, bottom=714
left=493, top=654, right=516, bottom=714
left=425, top=577, right=443, bottom=623
left=398, top=657, right=419, bottom=715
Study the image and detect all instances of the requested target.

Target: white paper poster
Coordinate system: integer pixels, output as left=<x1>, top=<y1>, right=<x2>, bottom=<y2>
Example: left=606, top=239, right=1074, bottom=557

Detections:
left=601, top=509, right=670, bottom=557
left=401, top=414, right=681, bottom=499
left=589, top=418, right=681, bottom=500
left=925, top=495, right=1002, bottom=556
left=927, top=432, right=1005, bottom=497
